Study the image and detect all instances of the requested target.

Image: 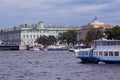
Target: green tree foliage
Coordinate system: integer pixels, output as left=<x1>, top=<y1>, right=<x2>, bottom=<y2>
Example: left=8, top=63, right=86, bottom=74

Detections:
left=86, top=29, right=104, bottom=43
left=105, top=28, right=114, bottom=40
left=35, top=35, right=56, bottom=46
left=35, top=35, right=49, bottom=46
left=48, top=35, right=56, bottom=45
left=58, top=30, right=77, bottom=44
left=105, top=25, right=120, bottom=40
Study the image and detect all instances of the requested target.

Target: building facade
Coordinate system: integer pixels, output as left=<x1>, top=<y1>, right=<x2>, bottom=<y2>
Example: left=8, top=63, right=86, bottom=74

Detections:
left=0, top=21, right=75, bottom=46
left=76, top=17, right=112, bottom=42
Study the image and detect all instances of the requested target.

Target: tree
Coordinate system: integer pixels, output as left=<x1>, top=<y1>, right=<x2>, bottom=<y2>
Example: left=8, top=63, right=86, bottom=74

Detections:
left=105, top=25, right=120, bottom=40
left=86, top=29, right=104, bottom=43
left=35, top=35, right=57, bottom=46
left=105, top=28, right=113, bottom=40
left=48, top=35, right=56, bottom=45
left=35, top=35, right=49, bottom=46
left=58, top=30, right=77, bottom=44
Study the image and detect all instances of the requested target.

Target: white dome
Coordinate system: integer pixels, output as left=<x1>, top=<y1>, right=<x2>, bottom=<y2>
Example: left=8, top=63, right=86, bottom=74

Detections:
left=90, top=17, right=107, bottom=28
left=90, top=20, right=105, bottom=25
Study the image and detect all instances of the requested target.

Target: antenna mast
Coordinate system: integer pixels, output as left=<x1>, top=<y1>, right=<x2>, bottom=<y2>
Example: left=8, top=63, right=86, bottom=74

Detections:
left=94, top=1, right=98, bottom=19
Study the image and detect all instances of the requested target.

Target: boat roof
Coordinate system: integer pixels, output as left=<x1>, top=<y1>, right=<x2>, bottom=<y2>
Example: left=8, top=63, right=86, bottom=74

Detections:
left=80, top=48, right=93, bottom=51
left=94, top=48, right=120, bottom=51
left=94, top=40, right=120, bottom=42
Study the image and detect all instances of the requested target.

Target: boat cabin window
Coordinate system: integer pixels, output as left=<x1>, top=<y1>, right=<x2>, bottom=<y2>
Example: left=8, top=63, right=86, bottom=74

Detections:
left=99, top=51, right=103, bottom=56
left=109, top=52, right=113, bottom=56
left=111, top=41, right=116, bottom=45
left=103, top=41, right=106, bottom=46
left=93, top=51, right=96, bottom=55
left=104, top=51, right=108, bottom=56
left=95, top=41, right=120, bottom=46
left=82, top=51, right=88, bottom=55
left=81, top=51, right=84, bottom=55
left=80, top=52, right=83, bottom=55
left=118, top=41, right=120, bottom=45
left=85, top=51, right=88, bottom=55
left=96, top=42, right=103, bottom=46
left=94, top=51, right=98, bottom=56
left=84, top=51, right=88, bottom=55
left=107, top=41, right=111, bottom=45
left=114, top=52, right=119, bottom=56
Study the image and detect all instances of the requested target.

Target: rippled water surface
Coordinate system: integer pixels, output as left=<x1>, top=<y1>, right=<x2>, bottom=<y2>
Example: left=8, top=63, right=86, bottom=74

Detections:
left=0, top=50, right=120, bottom=80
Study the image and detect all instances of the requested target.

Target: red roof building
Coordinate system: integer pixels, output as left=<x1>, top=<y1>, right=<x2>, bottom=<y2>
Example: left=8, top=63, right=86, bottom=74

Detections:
left=77, top=17, right=112, bottom=42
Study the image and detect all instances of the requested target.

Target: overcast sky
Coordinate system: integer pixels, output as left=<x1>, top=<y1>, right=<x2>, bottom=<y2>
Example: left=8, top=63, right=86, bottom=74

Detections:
left=0, top=0, right=120, bottom=28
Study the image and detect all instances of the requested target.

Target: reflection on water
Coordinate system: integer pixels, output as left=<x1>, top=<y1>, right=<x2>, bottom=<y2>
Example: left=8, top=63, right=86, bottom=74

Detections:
left=0, top=51, right=120, bottom=80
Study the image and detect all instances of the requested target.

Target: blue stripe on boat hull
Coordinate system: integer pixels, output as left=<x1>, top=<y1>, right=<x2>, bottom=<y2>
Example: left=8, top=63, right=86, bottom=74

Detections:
left=100, top=59, right=120, bottom=63
left=76, top=56, right=99, bottom=63
left=77, top=56, right=120, bottom=63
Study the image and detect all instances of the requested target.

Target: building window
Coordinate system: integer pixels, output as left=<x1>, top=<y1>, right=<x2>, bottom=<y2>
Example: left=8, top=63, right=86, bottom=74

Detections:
left=34, top=35, right=35, bottom=38
left=23, top=35, right=25, bottom=38
left=27, top=35, right=29, bottom=38
left=30, top=35, right=32, bottom=39
left=37, top=35, right=39, bottom=38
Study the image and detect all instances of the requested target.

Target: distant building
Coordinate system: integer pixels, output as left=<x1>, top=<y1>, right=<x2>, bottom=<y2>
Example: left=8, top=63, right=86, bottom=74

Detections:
left=77, top=17, right=112, bottom=42
left=0, top=21, right=76, bottom=46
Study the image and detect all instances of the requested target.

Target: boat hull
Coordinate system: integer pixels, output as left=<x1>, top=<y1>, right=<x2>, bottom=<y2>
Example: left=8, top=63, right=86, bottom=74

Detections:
left=47, top=48, right=67, bottom=51
left=99, top=57, right=120, bottom=63
left=77, top=56, right=99, bottom=63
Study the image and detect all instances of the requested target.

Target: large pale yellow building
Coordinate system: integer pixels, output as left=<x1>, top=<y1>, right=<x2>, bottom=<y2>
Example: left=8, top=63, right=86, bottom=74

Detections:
left=77, top=17, right=112, bottom=42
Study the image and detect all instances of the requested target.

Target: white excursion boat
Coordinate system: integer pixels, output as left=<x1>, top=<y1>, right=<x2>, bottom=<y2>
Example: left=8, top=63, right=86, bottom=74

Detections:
left=76, top=40, right=120, bottom=63
left=76, top=48, right=97, bottom=63
left=93, top=40, right=120, bottom=63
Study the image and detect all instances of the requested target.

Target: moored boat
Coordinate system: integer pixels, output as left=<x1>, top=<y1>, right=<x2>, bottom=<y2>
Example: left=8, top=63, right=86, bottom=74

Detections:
left=76, top=48, right=99, bottom=63
left=47, top=45, right=68, bottom=51
left=93, top=40, right=120, bottom=63
left=76, top=40, right=120, bottom=63
left=68, top=46, right=81, bottom=52
left=29, top=46, right=40, bottom=51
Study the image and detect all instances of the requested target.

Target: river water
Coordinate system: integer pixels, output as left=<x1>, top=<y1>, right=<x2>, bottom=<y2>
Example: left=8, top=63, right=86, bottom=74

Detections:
left=0, top=50, right=120, bottom=80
